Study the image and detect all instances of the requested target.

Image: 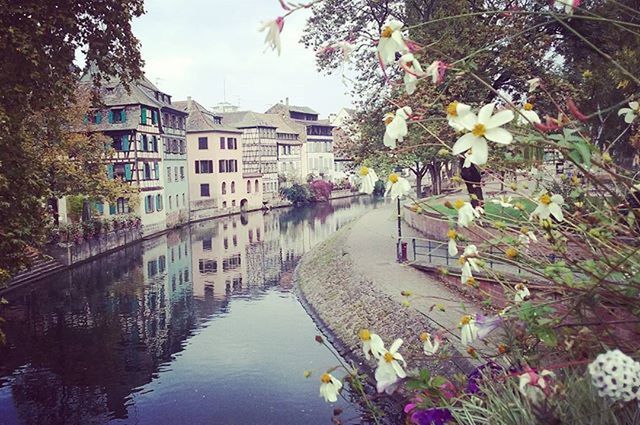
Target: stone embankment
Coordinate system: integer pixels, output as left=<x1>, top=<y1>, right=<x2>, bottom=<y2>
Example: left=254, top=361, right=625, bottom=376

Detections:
left=295, top=202, right=476, bottom=381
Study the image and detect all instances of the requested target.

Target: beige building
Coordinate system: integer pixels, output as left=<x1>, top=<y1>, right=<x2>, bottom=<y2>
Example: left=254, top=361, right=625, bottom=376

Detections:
left=176, top=98, right=263, bottom=220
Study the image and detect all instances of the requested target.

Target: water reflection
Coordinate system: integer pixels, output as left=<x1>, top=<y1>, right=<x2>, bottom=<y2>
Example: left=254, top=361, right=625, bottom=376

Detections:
left=0, top=197, right=379, bottom=425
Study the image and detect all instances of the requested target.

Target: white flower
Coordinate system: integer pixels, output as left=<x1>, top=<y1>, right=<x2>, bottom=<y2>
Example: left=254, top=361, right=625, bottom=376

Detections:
left=425, top=60, right=446, bottom=85
left=385, top=174, right=412, bottom=199
left=446, top=101, right=472, bottom=132
left=459, top=315, right=478, bottom=346
left=531, top=191, right=564, bottom=221
left=490, top=195, right=514, bottom=208
left=588, top=349, right=640, bottom=402
left=383, top=106, right=411, bottom=149
left=359, top=329, right=385, bottom=360
left=260, top=17, right=285, bottom=55
left=518, top=369, right=554, bottom=404
left=377, top=20, right=407, bottom=65
left=452, top=103, right=515, bottom=167
left=462, top=150, right=474, bottom=168
left=319, top=373, right=343, bottom=403
left=527, top=78, right=541, bottom=92
left=459, top=244, right=481, bottom=285
left=399, top=53, right=425, bottom=95
left=420, top=332, right=442, bottom=356
left=454, top=199, right=480, bottom=227
left=555, top=0, right=580, bottom=14
left=447, top=229, right=458, bottom=257
left=357, top=166, right=378, bottom=195
left=517, top=103, right=542, bottom=126
left=618, top=101, right=639, bottom=124
left=375, top=338, right=407, bottom=393
left=514, top=283, right=530, bottom=303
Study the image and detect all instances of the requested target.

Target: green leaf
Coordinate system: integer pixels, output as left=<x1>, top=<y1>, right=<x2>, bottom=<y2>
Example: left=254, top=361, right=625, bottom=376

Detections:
left=536, top=328, right=558, bottom=347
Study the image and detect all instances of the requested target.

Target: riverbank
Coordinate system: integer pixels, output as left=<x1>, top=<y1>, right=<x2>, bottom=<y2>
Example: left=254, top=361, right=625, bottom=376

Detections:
left=295, top=201, right=477, bottom=386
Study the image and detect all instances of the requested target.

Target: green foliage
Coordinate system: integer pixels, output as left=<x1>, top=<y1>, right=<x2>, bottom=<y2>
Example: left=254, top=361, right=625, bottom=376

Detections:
left=373, top=180, right=386, bottom=197
left=0, top=0, right=144, bottom=282
left=281, top=184, right=313, bottom=204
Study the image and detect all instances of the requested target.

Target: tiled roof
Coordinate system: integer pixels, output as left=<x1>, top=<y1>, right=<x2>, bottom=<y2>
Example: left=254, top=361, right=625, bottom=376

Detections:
left=220, top=111, right=278, bottom=129
left=289, top=105, right=318, bottom=115
left=175, top=99, right=243, bottom=133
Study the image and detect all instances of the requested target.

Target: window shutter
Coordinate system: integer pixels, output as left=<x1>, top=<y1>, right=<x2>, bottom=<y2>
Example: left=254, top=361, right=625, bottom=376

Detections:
left=141, top=107, right=147, bottom=124
left=154, top=162, right=159, bottom=180
left=109, top=203, right=116, bottom=215
left=153, top=136, right=158, bottom=152
left=107, top=164, right=114, bottom=179
left=195, top=161, right=200, bottom=174
left=142, top=134, right=148, bottom=151
left=122, top=135, right=129, bottom=151
left=124, top=164, right=132, bottom=181
left=83, top=114, right=89, bottom=124
left=96, top=113, right=102, bottom=124
left=96, top=202, right=104, bottom=215
left=121, top=109, right=127, bottom=122
left=108, top=110, right=114, bottom=123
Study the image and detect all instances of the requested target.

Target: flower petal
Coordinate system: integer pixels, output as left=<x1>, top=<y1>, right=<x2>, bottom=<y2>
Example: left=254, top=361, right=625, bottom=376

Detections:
left=484, top=127, right=513, bottom=144
left=389, top=338, right=403, bottom=353
left=477, top=103, right=496, bottom=124
left=486, top=109, right=514, bottom=128
left=452, top=133, right=477, bottom=154
left=549, top=203, right=564, bottom=221
left=470, top=139, right=488, bottom=165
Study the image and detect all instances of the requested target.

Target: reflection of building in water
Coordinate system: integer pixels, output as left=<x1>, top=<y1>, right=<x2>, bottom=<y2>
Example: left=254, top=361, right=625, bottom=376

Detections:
left=244, top=212, right=283, bottom=287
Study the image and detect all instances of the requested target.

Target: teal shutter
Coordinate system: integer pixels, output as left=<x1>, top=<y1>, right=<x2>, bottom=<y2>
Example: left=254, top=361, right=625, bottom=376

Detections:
left=124, top=164, right=132, bottom=181
left=95, top=112, right=102, bottom=124
left=156, top=194, right=162, bottom=210
left=108, top=110, right=114, bottom=123
left=109, top=204, right=116, bottom=215
left=122, top=135, right=129, bottom=151
left=141, top=107, right=147, bottom=124
left=96, top=202, right=104, bottom=215
left=154, top=162, right=159, bottom=180
left=121, top=109, right=126, bottom=122
left=83, top=114, right=89, bottom=124
left=107, top=164, right=114, bottom=179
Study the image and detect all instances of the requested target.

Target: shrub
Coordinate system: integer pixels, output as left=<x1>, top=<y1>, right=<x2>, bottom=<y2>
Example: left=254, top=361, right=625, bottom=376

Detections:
left=309, top=179, right=333, bottom=202
left=373, top=179, right=385, bottom=197
left=281, top=184, right=313, bottom=204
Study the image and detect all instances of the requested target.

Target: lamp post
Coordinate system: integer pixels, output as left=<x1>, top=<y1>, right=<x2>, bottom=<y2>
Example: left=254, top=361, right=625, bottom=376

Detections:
left=395, top=166, right=403, bottom=239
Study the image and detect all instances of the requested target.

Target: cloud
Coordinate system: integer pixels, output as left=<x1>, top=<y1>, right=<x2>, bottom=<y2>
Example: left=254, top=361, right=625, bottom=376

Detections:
left=133, top=0, right=352, bottom=116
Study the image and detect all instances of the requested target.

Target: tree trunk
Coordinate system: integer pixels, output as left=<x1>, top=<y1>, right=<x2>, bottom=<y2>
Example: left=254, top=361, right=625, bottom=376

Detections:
left=415, top=173, right=423, bottom=198
left=429, top=164, right=441, bottom=196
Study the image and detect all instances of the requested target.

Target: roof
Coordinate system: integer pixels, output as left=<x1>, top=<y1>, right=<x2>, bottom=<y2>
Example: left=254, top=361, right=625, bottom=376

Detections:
left=175, top=99, right=244, bottom=133
left=289, top=105, right=318, bottom=115
left=220, top=111, right=280, bottom=129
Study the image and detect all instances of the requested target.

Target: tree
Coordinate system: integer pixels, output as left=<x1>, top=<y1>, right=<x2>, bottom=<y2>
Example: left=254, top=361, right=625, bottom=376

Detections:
left=0, top=0, right=145, bottom=282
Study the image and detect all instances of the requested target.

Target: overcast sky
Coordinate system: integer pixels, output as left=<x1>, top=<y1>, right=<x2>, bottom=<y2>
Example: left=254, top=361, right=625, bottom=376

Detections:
left=131, top=0, right=352, bottom=117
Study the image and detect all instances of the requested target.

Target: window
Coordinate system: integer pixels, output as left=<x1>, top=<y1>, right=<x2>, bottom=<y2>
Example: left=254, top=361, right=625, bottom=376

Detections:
left=156, top=194, right=163, bottom=211
left=182, top=193, right=185, bottom=205
left=255, top=180, right=259, bottom=192
left=231, top=181, right=235, bottom=193
left=198, top=259, right=217, bottom=273
left=144, top=162, right=151, bottom=180
left=227, top=138, right=236, bottom=149
left=169, top=195, right=172, bottom=209
left=233, top=235, right=237, bottom=246
left=111, top=108, right=126, bottom=123
left=249, top=229, right=253, bottom=243
left=180, top=166, right=185, bottom=180
left=175, top=166, right=178, bottom=181
left=159, top=256, right=166, bottom=273
left=145, top=195, right=155, bottom=213
left=224, top=238, right=228, bottom=249
left=222, top=182, right=227, bottom=194
left=247, top=180, right=251, bottom=193
left=116, top=197, right=128, bottom=214
left=232, top=200, right=236, bottom=207
left=202, top=238, right=212, bottom=251
left=198, top=137, right=208, bottom=149
left=222, top=201, right=227, bottom=208
left=167, top=167, right=172, bottom=182
left=220, top=137, right=226, bottom=149
left=219, top=160, right=226, bottom=173
left=200, top=184, right=210, bottom=197
left=195, top=160, right=214, bottom=174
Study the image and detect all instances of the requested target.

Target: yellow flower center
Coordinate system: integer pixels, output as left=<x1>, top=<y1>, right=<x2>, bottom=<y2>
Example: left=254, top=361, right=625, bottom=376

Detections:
left=453, top=199, right=465, bottom=210
left=381, top=26, right=393, bottom=38
left=458, top=257, right=466, bottom=266
left=505, top=247, right=518, bottom=259
left=358, top=329, right=371, bottom=341
left=384, top=352, right=394, bottom=363
left=389, top=173, right=399, bottom=183
left=321, top=373, right=332, bottom=384
left=419, top=332, right=430, bottom=342
left=384, top=113, right=394, bottom=125
left=539, top=193, right=552, bottom=205
left=520, top=226, right=530, bottom=234
left=472, top=123, right=487, bottom=137
left=447, top=102, right=458, bottom=117
left=359, top=166, right=369, bottom=177
left=447, top=229, right=457, bottom=240
left=460, top=315, right=472, bottom=325
left=515, top=283, right=525, bottom=291
left=523, top=103, right=534, bottom=111
left=466, top=277, right=476, bottom=286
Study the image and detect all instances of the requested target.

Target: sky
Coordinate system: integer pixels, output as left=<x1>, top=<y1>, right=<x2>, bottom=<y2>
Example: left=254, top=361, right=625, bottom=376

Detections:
left=131, top=0, right=353, bottom=118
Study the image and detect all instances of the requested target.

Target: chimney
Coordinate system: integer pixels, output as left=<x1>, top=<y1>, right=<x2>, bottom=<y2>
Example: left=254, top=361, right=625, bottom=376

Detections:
left=187, top=96, right=192, bottom=109
left=285, top=97, right=289, bottom=107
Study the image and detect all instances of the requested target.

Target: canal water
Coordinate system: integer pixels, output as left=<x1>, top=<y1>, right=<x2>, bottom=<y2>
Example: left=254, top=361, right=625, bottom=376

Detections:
left=0, top=197, right=381, bottom=425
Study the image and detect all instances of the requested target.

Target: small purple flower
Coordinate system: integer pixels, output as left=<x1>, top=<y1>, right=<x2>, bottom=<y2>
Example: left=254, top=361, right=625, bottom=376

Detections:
left=411, top=408, right=453, bottom=425
left=466, top=360, right=505, bottom=394
left=475, top=314, right=503, bottom=339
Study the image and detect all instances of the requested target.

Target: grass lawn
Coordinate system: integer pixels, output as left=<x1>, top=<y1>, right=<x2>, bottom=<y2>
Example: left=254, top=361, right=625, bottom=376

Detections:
left=421, top=197, right=537, bottom=223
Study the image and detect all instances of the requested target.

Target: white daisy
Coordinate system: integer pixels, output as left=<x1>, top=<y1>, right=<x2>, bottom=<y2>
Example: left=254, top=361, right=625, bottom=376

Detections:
left=618, top=101, right=639, bottom=124
left=385, top=173, right=412, bottom=199
left=531, top=191, right=564, bottom=221
left=383, top=106, right=412, bottom=149
left=377, top=20, right=408, bottom=65
left=319, top=373, right=343, bottom=403
left=357, top=166, right=378, bottom=195
left=375, top=338, right=407, bottom=393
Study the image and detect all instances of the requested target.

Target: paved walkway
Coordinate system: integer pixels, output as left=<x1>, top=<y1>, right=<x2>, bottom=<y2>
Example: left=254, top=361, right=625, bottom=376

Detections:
left=345, top=200, right=481, bottom=355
